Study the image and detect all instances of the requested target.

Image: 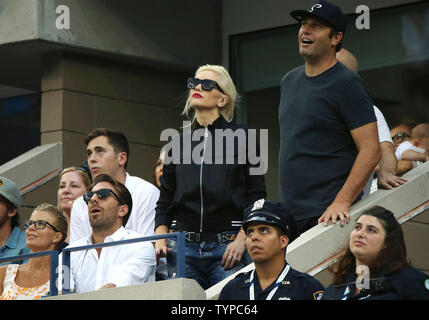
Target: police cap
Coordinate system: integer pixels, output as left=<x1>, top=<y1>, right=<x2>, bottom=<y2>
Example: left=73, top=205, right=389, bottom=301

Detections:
left=243, top=200, right=298, bottom=242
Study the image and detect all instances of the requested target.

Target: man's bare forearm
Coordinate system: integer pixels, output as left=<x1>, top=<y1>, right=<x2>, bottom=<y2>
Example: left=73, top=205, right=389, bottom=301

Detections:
left=334, top=146, right=381, bottom=205
left=378, top=142, right=397, bottom=175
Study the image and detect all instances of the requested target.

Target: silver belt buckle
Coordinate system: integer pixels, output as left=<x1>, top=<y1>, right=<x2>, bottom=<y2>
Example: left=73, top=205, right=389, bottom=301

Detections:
left=222, top=234, right=231, bottom=243
left=185, top=232, right=194, bottom=241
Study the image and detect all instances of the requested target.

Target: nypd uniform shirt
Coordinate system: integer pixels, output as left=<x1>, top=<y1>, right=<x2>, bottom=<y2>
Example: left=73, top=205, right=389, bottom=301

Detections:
left=322, top=266, right=429, bottom=300
left=218, top=266, right=324, bottom=300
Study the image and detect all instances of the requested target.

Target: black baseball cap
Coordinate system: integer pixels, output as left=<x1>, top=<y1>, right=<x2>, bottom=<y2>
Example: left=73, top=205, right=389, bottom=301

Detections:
left=290, top=0, right=347, bottom=34
left=243, top=200, right=298, bottom=243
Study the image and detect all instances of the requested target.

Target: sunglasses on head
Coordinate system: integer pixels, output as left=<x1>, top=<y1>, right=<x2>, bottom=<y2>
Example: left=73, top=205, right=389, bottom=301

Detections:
left=24, top=219, right=60, bottom=232
left=83, top=188, right=124, bottom=205
left=187, top=77, right=224, bottom=94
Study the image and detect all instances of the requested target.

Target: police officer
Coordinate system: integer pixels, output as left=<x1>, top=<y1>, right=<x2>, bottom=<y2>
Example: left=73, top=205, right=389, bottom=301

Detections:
left=219, top=200, right=324, bottom=300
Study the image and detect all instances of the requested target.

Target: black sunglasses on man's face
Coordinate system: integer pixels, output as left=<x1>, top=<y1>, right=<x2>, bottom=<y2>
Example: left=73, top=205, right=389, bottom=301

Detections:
left=83, top=188, right=124, bottom=205
left=187, top=77, right=224, bottom=94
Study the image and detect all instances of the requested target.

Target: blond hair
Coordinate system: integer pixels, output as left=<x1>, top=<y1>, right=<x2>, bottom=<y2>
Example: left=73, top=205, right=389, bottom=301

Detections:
left=32, top=203, right=68, bottom=249
left=182, top=64, right=239, bottom=123
left=59, top=167, right=91, bottom=190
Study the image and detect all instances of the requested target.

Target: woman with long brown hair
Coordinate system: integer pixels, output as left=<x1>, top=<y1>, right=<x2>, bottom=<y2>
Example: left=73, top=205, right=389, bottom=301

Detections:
left=322, top=206, right=429, bottom=300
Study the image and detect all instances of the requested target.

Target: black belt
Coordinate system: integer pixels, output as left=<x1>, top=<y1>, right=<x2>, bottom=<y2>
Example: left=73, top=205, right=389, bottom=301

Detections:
left=184, top=231, right=236, bottom=243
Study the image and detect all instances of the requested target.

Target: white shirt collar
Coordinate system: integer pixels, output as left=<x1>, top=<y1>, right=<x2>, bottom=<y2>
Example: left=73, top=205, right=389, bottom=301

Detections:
left=86, top=226, right=128, bottom=245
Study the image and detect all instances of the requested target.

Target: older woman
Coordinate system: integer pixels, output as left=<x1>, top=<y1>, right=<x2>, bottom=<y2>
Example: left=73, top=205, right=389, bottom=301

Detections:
left=322, top=206, right=429, bottom=300
left=57, top=166, right=91, bottom=244
left=0, top=203, right=68, bottom=300
left=155, top=64, right=266, bottom=289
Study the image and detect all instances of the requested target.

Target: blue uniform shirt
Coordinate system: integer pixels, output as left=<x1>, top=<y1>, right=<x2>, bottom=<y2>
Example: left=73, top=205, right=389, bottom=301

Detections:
left=0, top=226, right=30, bottom=266
left=219, top=265, right=325, bottom=300
left=322, top=266, right=429, bottom=300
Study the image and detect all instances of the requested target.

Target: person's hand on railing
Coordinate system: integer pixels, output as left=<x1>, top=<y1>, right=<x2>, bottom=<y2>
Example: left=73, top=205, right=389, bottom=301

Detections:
left=99, top=283, right=116, bottom=290
left=155, top=238, right=171, bottom=260
left=154, top=225, right=171, bottom=262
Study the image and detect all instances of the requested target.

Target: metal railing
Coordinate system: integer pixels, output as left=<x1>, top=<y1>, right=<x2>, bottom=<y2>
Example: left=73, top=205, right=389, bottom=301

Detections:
left=0, top=250, right=59, bottom=296
left=0, top=232, right=185, bottom=297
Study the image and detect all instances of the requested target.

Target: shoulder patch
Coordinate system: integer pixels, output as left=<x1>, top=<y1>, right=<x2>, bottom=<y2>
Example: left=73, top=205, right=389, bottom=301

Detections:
left=313, top=291, right=324, bottom=300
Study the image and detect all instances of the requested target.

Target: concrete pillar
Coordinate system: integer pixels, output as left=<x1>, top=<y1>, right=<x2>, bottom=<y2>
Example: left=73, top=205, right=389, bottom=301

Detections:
left=40, top=52, right=187, bottom=182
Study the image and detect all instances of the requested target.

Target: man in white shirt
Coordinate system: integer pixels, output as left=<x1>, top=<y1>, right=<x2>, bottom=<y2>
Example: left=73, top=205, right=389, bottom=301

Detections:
left=66, top=173, right=156, bottom=293
left=70, top=128, right=160, bottom=242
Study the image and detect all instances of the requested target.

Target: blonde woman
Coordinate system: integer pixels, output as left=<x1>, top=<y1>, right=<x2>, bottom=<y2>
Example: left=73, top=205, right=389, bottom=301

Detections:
left=0, top=203, right=67, bottom=300
left=57, top=166, right=91, bottom=244
left=155, top=65, right=266, bottom=289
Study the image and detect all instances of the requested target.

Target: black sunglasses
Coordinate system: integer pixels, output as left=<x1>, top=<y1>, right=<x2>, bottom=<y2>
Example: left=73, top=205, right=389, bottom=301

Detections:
left=187, top=77, right=225, bottom=94
left=392, top=132, right=410, bottom=142
left=24, top=220, right=60, bottom=232
left=83, top=188, right=124, bottom=205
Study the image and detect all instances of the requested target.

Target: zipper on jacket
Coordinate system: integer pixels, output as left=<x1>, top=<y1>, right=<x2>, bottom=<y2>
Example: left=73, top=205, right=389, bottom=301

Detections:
left=199, top=127, right=209, bottom=232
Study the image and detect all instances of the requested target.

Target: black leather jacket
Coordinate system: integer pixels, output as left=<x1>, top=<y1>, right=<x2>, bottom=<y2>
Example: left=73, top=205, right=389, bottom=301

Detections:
left=155, top=116, right=266, bottom=233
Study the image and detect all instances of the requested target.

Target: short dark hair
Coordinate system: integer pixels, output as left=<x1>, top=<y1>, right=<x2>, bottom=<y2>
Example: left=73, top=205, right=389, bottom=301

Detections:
left=329, top=28, right=343, bottom=52
left=92, top=174, right=133, bottom=227
left=0, top=194, right=19, bottom=228
left=85, top=128, right=130, bottom=169
left=330, top=206, right=409, bottom=285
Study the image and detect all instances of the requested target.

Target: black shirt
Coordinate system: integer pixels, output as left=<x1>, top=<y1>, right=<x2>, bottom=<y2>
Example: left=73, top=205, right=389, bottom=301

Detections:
left=155, top=116, right=266, bottom=233
left=219, top=264, right=325, bottom=300
left=322, top=266, right=429, bottom=300
left=279, top=62, right=376, bottom=222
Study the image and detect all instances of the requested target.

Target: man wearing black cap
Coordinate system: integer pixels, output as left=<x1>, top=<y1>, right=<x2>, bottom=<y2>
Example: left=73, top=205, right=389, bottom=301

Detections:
left=218, top=200, right=324, bottom=300
left=279, top=0, right=380, bottom=235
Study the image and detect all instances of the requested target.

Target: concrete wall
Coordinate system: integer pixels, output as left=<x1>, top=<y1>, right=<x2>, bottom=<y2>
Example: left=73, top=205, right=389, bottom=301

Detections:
left=36, top=0, right=221, bottom=69
left=0, top=143, right=63, bottom=221
left=41, top=52, right=188, bottom=181
left=0, top=0, right=38, bottom=45
left=0, top=0, right=221, bottom=69
left=46, top=278, right=206, bottom=300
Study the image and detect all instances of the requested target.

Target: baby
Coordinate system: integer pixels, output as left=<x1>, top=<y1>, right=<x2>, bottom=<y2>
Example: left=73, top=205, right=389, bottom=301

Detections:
left=395, top=123, right=429, bottom=165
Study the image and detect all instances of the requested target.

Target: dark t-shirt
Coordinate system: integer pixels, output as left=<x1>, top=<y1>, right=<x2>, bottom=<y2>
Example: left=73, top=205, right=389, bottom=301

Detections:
left=322, top=266, right=429, bottom=300
left=279, top=62, right=376, bottom=222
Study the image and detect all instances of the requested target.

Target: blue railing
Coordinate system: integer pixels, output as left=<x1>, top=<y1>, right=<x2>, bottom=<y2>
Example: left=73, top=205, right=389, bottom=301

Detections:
left=0, top=250, right=59, bottom=296
left=0, top=232, right=185, bottom=297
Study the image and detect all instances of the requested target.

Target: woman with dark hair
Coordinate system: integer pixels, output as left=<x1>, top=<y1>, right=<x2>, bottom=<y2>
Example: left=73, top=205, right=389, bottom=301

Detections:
left=322, top=206, right=429, bottom=300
